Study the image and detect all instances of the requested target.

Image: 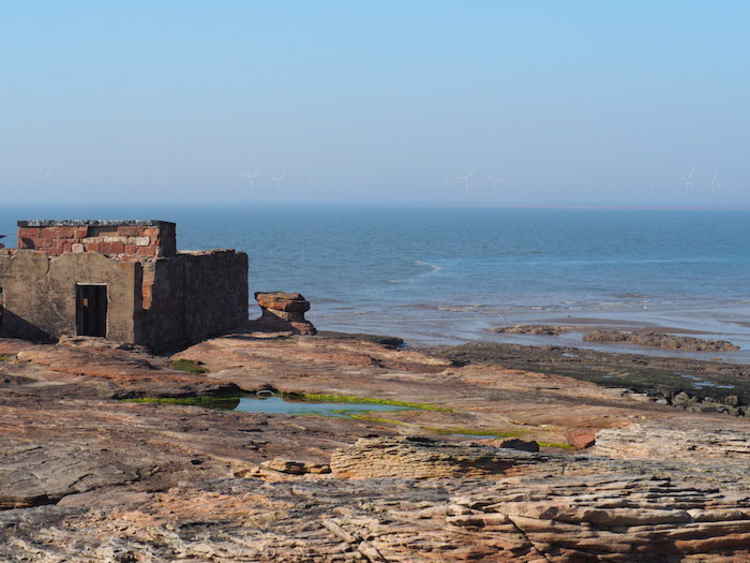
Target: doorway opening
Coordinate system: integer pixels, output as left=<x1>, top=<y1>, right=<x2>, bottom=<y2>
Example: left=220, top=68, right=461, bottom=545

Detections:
left=76, top=284, right=107, bottom=337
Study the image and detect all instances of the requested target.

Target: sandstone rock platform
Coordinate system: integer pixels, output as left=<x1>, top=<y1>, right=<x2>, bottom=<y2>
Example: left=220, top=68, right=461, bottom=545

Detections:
left=2, top=331, right=750, bottom=561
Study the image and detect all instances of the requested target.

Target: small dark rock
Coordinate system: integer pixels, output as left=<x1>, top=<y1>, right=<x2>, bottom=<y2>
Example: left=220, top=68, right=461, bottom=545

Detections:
left=497, top=438, right=540, bottom=453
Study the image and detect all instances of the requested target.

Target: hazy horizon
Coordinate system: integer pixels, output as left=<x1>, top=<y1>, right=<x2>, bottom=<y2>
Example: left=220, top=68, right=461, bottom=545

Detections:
left=2, top=2, right=748, bottom=208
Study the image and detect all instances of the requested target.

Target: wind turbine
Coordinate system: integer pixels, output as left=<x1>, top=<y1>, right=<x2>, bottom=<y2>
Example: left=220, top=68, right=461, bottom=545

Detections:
left=710, top=172, right=720, bottom=193
left=682, top=167, right=695, bottom=192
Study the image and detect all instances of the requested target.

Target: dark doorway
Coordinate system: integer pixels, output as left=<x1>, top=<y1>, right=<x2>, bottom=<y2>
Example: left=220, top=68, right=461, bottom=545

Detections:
left=76, top=284, right=107, bottom=337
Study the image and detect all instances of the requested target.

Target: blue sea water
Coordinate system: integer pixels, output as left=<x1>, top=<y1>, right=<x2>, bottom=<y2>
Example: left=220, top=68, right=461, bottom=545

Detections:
left=2, top=204, right=750, bottom=357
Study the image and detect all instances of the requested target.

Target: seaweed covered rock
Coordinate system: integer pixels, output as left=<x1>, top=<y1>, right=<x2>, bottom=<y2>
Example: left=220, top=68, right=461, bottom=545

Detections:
left=584, top=329, right=740, bottom=352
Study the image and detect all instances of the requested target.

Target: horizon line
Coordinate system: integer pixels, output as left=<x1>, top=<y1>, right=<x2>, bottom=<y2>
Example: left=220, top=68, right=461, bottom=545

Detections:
left=2, top=200, right=750, bottom=212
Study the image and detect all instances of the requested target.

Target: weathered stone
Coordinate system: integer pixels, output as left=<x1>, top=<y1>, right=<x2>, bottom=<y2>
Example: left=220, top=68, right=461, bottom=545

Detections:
left=0, top=442, right=146, bottom=509
left=17, top=219, right=176, bottom=257
left=593, top=422, right=750, bottom=461
left=250, top=291, right=317, bottom=335
left=565, top=428, right=597, bottom=449
left=260, top=458, right=331, bottom=475
left=445, top=470, right=750, bottom=562
left=330, top=436, right=549, bottom=479
left=255, top=291, right=311, bottom=313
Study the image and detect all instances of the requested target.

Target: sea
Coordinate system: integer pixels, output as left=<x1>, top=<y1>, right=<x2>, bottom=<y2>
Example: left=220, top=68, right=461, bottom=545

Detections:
left=2, top=204, right=750, bottom=361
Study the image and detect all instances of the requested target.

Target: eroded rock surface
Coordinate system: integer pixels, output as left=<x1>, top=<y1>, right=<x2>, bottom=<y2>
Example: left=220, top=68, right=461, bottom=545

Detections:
left=593, top=422, right=750, bottom=461
left=2, top=332, right=750, bottom=561
left=330, top=436, right=550, bottom=479
left=429, top=340, right=750, bottom=407
left=447, top=469, right=750, bottom=561
left=584, top=328, right=740, bottom=352
left=250, top=291, right=317, bottom=335
left=3, top=441, right=750, bottom=562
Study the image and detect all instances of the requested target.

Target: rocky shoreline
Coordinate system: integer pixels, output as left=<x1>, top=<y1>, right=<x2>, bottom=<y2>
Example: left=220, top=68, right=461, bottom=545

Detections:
left=2, top=330, right=750, bottom=561
left=583, top=328, right=740, bottom=352
left=427, top=340, right=750, bottom=416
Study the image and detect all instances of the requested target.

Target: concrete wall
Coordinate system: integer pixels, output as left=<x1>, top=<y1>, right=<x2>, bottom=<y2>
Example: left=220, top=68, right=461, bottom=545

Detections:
left=136, top=250, right=249, bottom=353
left=0, top=250, right=139, bottom=342
left=17, top=220, right=176, bottom=258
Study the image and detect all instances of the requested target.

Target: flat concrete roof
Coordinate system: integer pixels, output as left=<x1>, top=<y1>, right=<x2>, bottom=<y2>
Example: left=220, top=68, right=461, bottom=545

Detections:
left=17, top=220, right=176, bottom=227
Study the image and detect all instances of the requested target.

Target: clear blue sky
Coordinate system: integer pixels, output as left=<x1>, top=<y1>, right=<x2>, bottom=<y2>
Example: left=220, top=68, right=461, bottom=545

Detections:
left=2, top=1, right=748, bottom=207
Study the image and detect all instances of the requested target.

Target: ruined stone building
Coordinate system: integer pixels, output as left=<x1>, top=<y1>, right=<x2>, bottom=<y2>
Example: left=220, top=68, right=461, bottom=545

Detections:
left=0, top=220, right=248, bottom=352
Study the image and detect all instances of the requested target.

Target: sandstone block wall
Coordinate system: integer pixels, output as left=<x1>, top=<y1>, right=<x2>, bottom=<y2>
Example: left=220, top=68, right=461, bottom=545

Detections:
left=17, top=220, right=176, bottom=258
left=136, top=250, right=249, bottom=352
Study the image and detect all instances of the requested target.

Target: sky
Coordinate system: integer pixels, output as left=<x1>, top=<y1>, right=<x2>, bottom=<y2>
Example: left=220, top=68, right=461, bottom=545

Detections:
left=1, top=1, right=748, bottom=208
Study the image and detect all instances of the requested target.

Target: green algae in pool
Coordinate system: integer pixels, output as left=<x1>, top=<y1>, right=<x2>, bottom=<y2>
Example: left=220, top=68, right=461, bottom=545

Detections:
left=235, top=396, right=410, bottom=416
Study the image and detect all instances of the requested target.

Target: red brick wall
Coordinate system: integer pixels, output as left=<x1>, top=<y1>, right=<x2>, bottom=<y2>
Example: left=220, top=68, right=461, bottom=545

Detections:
left=17, top=224, right=176, bottom=257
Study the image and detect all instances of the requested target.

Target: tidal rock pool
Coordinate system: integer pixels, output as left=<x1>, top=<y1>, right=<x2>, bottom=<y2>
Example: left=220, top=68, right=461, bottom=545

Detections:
left=233, top=396, right=410, bottom=417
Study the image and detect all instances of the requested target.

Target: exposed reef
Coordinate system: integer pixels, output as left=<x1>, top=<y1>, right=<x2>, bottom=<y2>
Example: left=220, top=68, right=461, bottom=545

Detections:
left=583, top=328, right=740, bottom=352
left=493, top=324, right=576, bottom=336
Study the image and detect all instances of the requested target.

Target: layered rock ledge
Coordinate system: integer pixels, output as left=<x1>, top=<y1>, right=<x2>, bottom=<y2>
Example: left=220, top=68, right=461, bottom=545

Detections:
left=250, top=291, right=317, bottom=335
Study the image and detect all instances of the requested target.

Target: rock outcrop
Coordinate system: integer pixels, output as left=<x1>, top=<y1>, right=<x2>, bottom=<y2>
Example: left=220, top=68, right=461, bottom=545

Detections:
left=330, top=436, right=549, bottom=479
left=584, top=329, right=740, bottom=352
left=493, top=324, right=576, bottom=336
left=593, top=422, right=750, bottom=461
left=446, top=469, right=750, bottom=561
left=251, top=291, right=317, bottom=335
left=4, top=435, right=750, bottom=561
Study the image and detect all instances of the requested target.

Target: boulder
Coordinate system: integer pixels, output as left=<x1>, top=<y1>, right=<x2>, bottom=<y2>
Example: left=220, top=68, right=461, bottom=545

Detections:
left=564, top=428, right=597, bottom=449
left=251, top=291, right=317, bottom=335
left=496, top=438, right=540, bottom=452
left=255, top=291, right=311, bottom=313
